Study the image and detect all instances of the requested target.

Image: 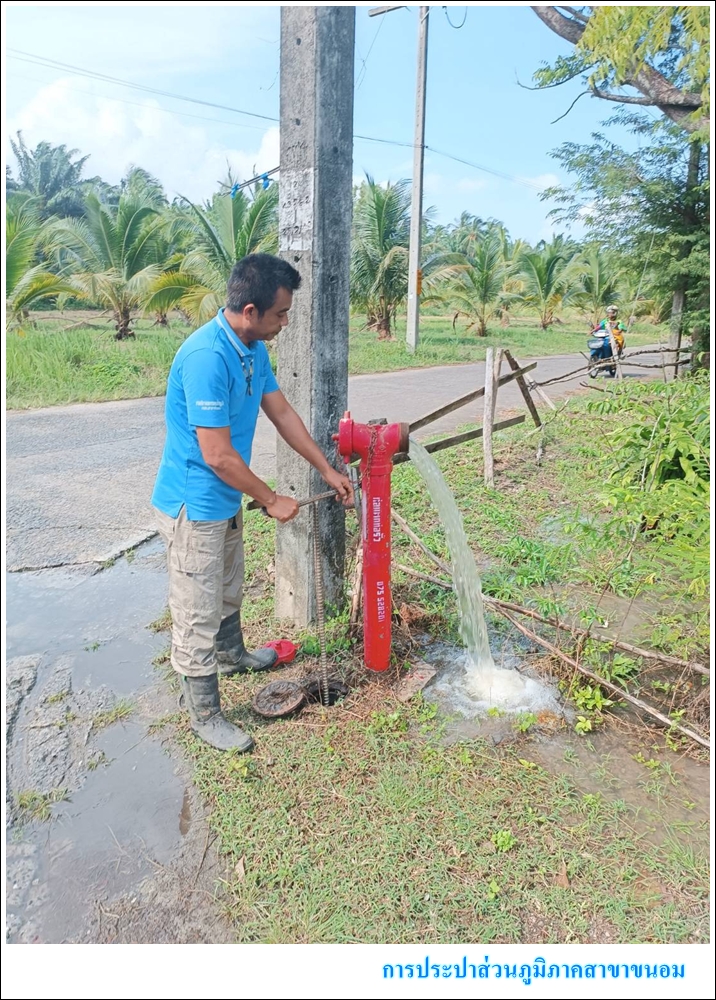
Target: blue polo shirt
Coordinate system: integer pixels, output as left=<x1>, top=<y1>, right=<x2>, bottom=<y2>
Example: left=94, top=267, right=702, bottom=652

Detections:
left=152, top=309, right=280, bottom=521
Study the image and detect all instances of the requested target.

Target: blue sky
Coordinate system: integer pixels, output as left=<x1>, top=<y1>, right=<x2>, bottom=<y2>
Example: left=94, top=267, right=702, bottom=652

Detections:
left=4, top=3, right=640, bottom=243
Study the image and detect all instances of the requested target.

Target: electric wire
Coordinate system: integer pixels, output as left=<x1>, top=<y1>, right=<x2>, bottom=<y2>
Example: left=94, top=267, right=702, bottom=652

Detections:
left=443, top=6, right=468, bottom=30
left=8, top=48, right=548, bottom=194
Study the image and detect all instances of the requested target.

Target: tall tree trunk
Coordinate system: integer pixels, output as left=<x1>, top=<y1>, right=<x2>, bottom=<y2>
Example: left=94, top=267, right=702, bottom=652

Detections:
left=377, top=314, right=392, bottom=340
left=667, top=140, right=701, bottom=379
left=114, top=307, right=134, bottom=340
left=376, top=298, right=394, bottom=341
left=666, top=287, right=685, bottom=380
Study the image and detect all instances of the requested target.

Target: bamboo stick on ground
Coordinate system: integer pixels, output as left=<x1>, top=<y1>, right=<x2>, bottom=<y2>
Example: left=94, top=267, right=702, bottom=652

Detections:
left=391, top=510, right=450, bottom=575
left=394, top=558, right=709, bottom=747
left=483, top=596, right=709, bottom=677
left=391, top=514, right=708, bottom=678
left=395, top=563, right=451, bottom=589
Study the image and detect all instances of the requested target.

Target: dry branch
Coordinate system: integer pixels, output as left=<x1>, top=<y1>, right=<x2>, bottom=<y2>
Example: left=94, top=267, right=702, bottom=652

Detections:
left=391, top=510, right=450, bottom=575
left=391, top=514, right=708, bottom=679
left=497, top=607, right=710, bottom=750
left=408, top=361, right=536, bottom=433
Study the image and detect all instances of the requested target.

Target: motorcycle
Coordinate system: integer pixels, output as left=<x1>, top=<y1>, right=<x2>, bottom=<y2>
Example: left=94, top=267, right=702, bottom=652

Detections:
left=587, top=327, right=620, bottom=378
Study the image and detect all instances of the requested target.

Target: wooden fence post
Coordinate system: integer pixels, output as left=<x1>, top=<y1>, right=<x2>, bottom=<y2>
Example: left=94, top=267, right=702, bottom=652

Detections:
left=482, top=348, right=503, bottom=487
left=504, top=350, right=542, bottom=428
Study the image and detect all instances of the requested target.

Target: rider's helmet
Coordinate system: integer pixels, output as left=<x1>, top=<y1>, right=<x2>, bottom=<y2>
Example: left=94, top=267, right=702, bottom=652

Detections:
left=606, top=305, right=618, bottom=317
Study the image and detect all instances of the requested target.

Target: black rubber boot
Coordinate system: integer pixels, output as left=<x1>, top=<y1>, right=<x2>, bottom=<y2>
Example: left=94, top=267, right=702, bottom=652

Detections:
left=215, top=611, right=279, bottom=676
left=180, top=673, right=254, bottom=752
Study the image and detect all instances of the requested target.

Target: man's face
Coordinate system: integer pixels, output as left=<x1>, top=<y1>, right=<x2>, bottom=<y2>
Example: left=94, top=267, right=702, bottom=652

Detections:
left=243, top=286, right=293, bottom=343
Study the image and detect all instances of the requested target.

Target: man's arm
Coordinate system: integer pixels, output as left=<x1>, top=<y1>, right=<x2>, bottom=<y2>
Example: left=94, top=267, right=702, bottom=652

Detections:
left=261, top=390, right=353, bottom=503
left=195, top=426, right=298, bottom=523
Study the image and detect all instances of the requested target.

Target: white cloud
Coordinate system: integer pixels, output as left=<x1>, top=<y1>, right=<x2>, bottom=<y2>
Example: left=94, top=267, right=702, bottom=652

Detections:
left=456, top=177, right=486, bottom=192
left=7, top=77, right=280, bottom=202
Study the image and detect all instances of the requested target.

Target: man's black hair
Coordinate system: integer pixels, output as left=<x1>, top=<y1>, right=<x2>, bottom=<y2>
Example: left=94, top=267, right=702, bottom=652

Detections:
left=226, top=253, right=301, bottom=315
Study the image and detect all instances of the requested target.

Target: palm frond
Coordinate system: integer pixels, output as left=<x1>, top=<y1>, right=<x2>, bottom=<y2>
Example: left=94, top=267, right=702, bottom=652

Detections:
left=7, top=267, right=77, bottom=318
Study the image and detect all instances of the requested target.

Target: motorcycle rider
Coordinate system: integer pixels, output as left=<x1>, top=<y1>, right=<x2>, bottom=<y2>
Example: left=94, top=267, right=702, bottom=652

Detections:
left=595, top=305, right=626, bottom=355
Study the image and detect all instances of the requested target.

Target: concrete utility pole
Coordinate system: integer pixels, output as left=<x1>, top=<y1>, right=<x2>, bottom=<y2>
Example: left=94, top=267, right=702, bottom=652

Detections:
left=276, top=6, right=355, bottom=625
left=406, top=6, right=429, bottom=354
left=370, top=5, right=429, bottom=353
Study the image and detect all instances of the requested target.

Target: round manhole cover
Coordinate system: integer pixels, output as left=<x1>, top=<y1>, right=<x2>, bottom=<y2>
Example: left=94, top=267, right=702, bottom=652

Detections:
left=252, top=680, right=306, bottom=718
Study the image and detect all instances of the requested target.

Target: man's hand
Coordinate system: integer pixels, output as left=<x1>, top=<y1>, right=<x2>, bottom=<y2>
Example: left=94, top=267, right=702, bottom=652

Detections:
left=321, top=467, right=354, bottom=506
left=265, top=494, right=300, bottom=523
left=262, top=394, right=356, bottom=505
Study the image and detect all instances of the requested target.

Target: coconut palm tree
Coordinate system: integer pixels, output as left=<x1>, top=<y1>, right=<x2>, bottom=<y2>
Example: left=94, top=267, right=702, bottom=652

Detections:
left=121, top=166, right=168, bottom=208
left=7, top=132, right=99, bottom=219
left=517, top=236, right=578, bottom=328
left=6, top=195, right=74, bottom=323
left=350, top=175, right=410, bottom=339
left=143, top=185, right=278, bottom=325
left=430, top=228, right=513, bottom=337
left=572, top=246, right=624, bottom=327
left=46, top=193, right=165, bottom=338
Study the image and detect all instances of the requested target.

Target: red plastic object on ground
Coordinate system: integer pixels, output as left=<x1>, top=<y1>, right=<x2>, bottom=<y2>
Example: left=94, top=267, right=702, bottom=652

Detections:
left=335, top=412, right=409, bottom=672
left=263, top=639, right=298, bottom=665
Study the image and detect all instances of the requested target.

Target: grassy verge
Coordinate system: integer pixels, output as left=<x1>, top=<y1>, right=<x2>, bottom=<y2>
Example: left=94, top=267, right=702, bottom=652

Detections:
left=348, top=313, right=661, bottom=375
left=165, top=381, right=708, bottom=944
left=7, top=309, right=666, bottom=409
left=184, top=695, right=707, bottom=943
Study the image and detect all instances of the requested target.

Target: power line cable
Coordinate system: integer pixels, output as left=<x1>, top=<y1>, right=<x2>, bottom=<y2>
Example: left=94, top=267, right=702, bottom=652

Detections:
left=443, top=6, right=468, bottom=29
left=6, top=67, right=272, bottom=135
left=425, top=145, right=547, bottom=191
left=9, top=48, right=549, bottom=194
left=356, top=15, right=386, bottom=89
left=8, top=49, right=280, bottom=124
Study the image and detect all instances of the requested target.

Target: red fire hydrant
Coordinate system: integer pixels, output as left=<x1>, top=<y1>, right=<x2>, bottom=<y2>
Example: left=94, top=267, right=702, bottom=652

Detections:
left=335, top=412, right=409, bottom=672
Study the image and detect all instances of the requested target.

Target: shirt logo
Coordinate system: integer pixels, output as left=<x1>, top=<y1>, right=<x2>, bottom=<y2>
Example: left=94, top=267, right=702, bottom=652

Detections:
left=196, top=400, right=224, bottom=410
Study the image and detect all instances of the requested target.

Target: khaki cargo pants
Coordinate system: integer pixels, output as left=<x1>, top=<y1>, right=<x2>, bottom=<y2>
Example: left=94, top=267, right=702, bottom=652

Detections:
left=155, top=506, right=244, bottom=677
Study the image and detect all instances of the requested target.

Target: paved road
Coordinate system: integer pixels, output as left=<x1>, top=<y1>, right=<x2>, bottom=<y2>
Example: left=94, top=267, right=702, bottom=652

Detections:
left=6, top=350, right=659, bottom=570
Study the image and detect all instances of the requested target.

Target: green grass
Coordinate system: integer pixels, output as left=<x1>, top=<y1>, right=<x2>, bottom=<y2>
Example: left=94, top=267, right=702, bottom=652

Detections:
left=6, top=315, right=186, bottom=409
left=348, top=312, right=661, bottom=375
left=6, top=309, right=666, bottom=409
left=148, top=607, right=173, bottom=633
left=14, top=788, right=70, bottom=824
left=91, top=700, right=134, bottom=731
left=182, top=697, right=707, bottom=943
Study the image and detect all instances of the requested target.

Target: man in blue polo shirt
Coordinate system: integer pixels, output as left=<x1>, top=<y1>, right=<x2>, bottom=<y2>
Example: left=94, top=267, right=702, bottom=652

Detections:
left=153, top=253, right=352, bottom=752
